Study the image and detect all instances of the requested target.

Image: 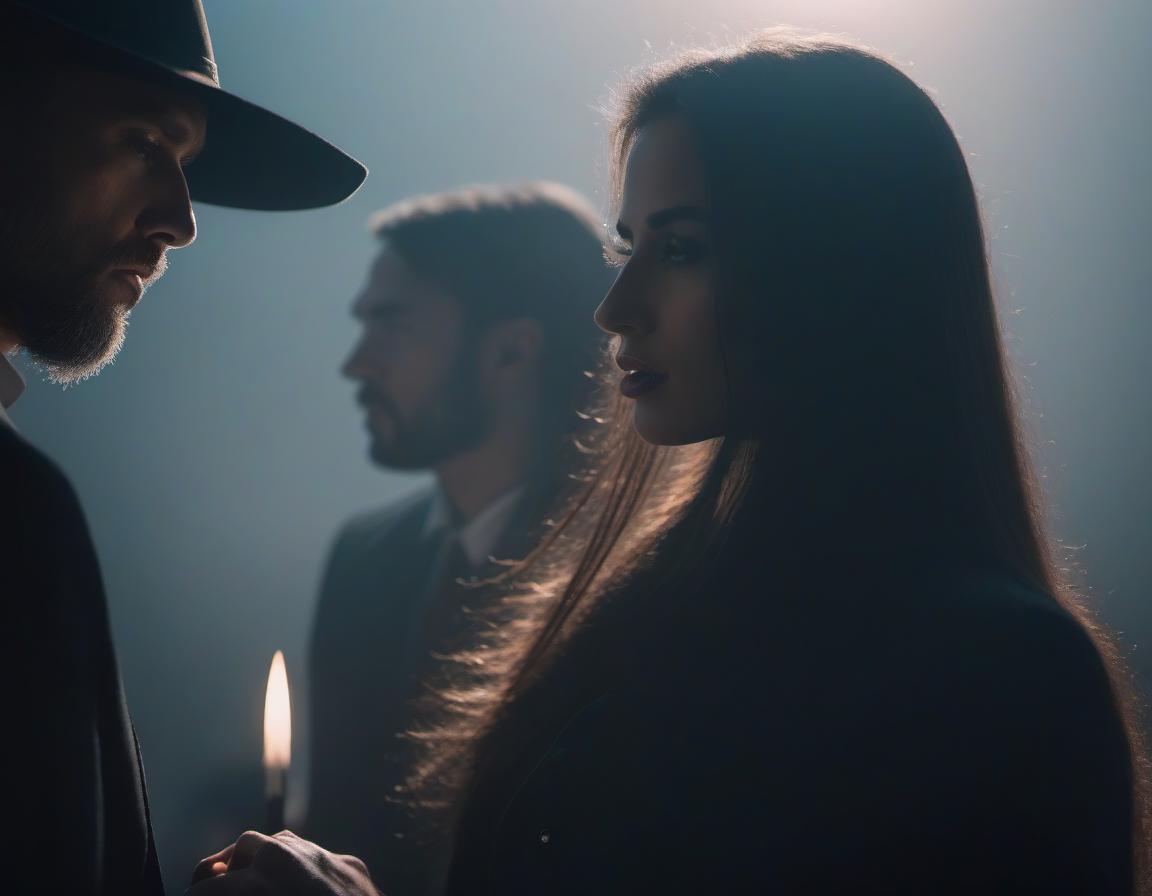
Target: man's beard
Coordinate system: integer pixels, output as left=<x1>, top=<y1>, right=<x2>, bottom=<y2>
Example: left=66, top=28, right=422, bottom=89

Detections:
left=0, top=202, right=162, bottom=384
left=362, top=353, right=491, bottom=471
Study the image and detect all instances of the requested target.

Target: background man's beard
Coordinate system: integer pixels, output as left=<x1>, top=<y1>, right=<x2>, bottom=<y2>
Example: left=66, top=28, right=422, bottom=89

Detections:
left=368, top=368, right=491, bottom=471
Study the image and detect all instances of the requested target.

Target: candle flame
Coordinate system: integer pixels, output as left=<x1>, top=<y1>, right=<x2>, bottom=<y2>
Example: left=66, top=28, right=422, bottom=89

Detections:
left=263, top=650, right=291, bottom=770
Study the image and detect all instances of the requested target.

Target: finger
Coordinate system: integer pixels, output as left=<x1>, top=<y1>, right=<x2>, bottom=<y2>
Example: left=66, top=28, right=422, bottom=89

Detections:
left=260, top=830, right=313, bottom=866
left=268, top=829, right=304, bottom=853
left=186, top=866, right=270, bottom=896
left=338, top=853, right=371, bottom=880
left=227, top=831, right=275, bottom=873
left=263, top=830, right=350, bottom=873
left=191, top=844, right=237, bottom=885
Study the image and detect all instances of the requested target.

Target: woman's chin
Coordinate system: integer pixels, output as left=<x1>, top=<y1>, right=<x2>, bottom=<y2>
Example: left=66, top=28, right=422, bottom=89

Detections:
left=632, top=404, right=723, bottom=447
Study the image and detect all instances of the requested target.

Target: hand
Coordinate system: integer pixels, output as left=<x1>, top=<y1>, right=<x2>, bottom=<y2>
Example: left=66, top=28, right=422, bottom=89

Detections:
left=188, top=830, right=378, bottom=896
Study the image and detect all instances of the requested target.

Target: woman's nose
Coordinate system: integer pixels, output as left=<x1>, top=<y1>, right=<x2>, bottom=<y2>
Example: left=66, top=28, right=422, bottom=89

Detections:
left=594, top=266, right=646, bottom=337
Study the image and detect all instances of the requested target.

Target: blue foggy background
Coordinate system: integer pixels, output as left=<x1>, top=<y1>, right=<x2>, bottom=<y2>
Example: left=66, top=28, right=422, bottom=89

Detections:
left=9, top=1, right=1150, bottom=889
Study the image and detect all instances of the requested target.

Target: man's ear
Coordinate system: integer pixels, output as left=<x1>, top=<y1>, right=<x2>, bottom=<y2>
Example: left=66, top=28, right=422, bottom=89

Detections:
left=482, top=317, right=544, bottom=378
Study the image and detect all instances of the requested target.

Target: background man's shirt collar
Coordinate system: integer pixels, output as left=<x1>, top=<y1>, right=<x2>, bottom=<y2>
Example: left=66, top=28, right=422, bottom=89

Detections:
left=423, top=484, right=527, bottom=568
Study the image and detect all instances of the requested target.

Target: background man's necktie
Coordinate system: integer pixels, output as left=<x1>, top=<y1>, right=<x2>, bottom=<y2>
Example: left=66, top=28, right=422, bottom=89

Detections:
left=412, top=532, right=475, bottom=674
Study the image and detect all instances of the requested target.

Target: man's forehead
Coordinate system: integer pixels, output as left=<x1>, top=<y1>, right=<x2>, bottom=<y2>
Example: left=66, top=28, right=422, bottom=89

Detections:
left=366, top=245, right=426, bottom=293
left=354, top=248, right=414, bottom=308
left=77, top=64, right=207, bottom=150
left=125, top=85, right=206, bottom=149
left=357, top=245, right=456, bottom=311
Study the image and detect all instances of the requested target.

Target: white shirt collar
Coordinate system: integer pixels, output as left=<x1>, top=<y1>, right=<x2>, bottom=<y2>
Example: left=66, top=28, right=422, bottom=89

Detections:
left=424, top=484, right=527, bottom=568
left=0, top=353, right=25, bottom=430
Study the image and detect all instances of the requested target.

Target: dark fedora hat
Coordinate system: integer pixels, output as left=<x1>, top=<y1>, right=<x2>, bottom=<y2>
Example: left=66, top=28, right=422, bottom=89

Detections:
left=5, top=0, right=367, bottom=210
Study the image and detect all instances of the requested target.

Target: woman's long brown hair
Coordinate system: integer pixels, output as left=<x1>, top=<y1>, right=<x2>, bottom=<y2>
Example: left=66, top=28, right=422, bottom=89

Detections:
left=405, top=30, right=1149, bottom=886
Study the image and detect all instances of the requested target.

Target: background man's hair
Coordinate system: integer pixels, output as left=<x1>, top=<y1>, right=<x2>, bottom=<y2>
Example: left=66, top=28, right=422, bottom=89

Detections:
left=369, top=181, right=613, bottom=449
left=370, top=181, right=609, bottom=328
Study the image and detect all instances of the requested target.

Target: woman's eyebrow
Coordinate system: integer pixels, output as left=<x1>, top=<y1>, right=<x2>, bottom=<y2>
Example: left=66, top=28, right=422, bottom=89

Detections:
left=647, top=204, right=709, bottom=229
left=615, top=205, right=708, bottom=242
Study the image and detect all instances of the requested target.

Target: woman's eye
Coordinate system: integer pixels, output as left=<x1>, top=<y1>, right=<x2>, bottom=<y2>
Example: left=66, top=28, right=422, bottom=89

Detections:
left=662, top=236, right=705, bottom=264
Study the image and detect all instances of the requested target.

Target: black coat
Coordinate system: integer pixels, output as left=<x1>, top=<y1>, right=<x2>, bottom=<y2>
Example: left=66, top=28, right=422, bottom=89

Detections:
left=446, top=567, right=1135, bottom=895
left=1, top=424, right=164, bottom=895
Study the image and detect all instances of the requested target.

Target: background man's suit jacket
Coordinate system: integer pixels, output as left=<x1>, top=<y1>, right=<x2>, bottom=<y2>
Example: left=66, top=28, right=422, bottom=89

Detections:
left=306, top=483, right=545, bottom=896
left=1, top=424, right=164, bottom=895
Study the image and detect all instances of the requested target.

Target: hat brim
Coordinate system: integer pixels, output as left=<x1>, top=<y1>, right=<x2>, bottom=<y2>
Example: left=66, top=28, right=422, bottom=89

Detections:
left=175, top=75, right=369, bottom=211
left=12, top=3, right=367, bottom=211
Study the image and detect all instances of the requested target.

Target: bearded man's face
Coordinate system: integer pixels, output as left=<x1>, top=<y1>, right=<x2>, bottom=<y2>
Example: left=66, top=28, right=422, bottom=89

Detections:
left=343, top=247, right=496, bottom=471
left=0, top=62, right=204, bottom=382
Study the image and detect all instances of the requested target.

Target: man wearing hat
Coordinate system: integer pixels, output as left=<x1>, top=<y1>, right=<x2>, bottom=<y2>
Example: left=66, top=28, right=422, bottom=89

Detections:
left=0, top=1, right=367, bottom=893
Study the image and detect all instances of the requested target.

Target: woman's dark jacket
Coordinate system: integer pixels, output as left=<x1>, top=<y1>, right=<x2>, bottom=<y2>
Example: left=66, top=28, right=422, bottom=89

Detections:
left=445, top=562, right=1135, bottom=895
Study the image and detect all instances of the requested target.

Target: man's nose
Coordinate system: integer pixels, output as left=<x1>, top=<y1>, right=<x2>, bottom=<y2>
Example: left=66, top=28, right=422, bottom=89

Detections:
left=342, top=338, right=374, bottom=381
left=137, top=167, right=197, bottom=249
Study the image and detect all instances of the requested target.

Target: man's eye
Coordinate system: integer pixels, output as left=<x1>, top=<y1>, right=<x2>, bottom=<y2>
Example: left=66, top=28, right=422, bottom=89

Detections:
left=367, top=310, right=409, bottom=327
left=128, top=131, right=164, bottom=164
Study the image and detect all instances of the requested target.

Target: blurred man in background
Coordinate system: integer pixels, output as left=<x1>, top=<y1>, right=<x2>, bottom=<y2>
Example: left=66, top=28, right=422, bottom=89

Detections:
left=306, top=182, right=610, bottom=894
left=0, top=1, right=363, bottom=892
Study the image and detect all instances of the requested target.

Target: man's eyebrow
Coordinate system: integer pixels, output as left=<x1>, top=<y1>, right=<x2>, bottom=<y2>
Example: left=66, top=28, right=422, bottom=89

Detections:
left=159, top=111, right=206, bottom=158
left=127, top=95, right=206, bottom=157
left=647, top=205, right=709, bottom=229
left=354, top=297, right=412, bottom=319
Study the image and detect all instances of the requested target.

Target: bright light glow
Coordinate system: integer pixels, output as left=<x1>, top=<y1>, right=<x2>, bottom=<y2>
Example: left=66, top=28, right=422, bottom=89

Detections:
left=263, top=650, right=291, bottom=770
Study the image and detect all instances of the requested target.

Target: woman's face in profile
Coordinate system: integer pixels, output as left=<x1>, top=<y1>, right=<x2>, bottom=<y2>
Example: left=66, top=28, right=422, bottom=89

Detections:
left=595, top=115, right=726, bottom=446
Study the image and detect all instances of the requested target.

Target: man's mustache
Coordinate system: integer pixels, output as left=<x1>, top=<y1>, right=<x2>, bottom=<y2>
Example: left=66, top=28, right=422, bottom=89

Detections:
left=104, top=243, right=168, bottom=287
left=356, top=386, right=400, bottom=422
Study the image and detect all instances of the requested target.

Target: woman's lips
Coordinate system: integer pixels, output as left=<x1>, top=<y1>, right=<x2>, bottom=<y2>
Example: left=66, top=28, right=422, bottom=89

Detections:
left=620, top=369, right=669, bottom=399
left=615, top=353, right=668, bottom=399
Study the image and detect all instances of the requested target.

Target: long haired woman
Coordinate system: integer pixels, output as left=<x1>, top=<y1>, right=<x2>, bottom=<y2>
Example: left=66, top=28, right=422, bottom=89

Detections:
left=409, top=31, right=1150, bottom=895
